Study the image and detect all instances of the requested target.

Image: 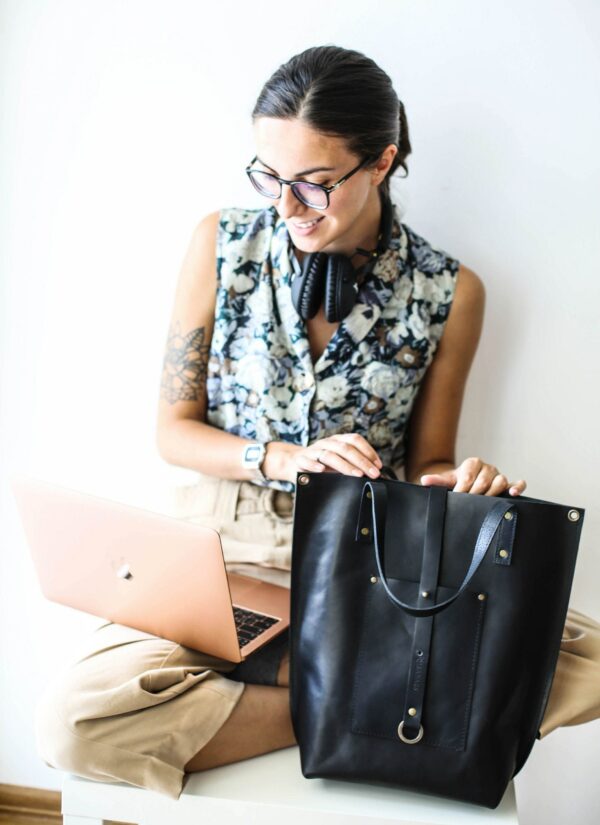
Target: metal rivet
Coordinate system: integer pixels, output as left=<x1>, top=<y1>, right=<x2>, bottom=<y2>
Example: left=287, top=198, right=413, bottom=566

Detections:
left=370, top=576, right=378, bottom=584
left=567, top=509, right=580, bottom=522
left=366, top=490, right=372, bottom=499
left=421, top=591, right=430, bottom=598
left=298, top=474, right=310, bottom=485
left=408, top=707, right=417, bottom=717
left=504, top=512, right=513, bottom=520
left=499, top=549, right=509, bottom=559
left=478, top=593, right=486, bottom=601
left=361, top=527, right=370, bottom=536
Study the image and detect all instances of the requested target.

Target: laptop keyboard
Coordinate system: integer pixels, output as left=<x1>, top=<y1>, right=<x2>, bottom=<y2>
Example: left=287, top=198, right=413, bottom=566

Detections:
left=233, top=605, right=278, bottom=647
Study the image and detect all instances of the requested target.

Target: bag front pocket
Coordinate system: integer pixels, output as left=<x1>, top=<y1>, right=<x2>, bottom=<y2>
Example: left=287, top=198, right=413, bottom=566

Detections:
left=350, top=578, right=486, bottom=751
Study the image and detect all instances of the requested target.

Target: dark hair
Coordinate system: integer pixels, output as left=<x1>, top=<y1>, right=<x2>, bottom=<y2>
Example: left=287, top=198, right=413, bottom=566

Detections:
left=251, top=45, right=411, bottom=199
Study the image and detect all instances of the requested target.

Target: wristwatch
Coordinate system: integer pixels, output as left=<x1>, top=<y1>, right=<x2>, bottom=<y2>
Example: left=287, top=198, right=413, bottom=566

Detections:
left=242, top=441, right=269, bottom=482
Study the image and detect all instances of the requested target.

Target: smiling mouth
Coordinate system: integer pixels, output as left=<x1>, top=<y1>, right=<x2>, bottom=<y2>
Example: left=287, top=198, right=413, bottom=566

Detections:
left=292, top=217, right=325, bottom=229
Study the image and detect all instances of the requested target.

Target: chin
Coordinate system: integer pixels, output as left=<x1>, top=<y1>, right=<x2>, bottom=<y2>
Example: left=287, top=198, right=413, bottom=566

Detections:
left=289, top=230, right=327, bottom=251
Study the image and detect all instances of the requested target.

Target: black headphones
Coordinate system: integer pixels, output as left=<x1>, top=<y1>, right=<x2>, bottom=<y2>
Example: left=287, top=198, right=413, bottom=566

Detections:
left=291, top=191, right=394, bottom=323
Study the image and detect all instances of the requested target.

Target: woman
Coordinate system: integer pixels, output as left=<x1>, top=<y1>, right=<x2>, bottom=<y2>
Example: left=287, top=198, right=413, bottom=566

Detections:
left=35, top=45, right=599, bottom=800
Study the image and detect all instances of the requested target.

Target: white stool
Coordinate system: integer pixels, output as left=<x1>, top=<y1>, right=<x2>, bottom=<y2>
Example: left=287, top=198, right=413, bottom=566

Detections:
left=61, top=745, right=519, bottom=825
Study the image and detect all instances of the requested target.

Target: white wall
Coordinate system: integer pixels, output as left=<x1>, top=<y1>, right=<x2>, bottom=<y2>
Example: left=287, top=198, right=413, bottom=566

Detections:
left=1, top=0, right=599, bottom=821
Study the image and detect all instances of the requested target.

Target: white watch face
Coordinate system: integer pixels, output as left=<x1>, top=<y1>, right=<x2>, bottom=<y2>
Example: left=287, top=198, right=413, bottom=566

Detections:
left=243, top=443, right=265, bottom=468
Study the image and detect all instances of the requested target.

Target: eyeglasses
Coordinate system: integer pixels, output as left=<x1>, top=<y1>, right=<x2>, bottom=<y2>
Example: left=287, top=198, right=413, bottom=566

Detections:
left=245, top=155, right=370, bottom=210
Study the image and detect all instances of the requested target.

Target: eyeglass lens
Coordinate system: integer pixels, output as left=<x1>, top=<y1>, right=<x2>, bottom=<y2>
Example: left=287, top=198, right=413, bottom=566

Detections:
left=248, top=171, right=328, bottom=209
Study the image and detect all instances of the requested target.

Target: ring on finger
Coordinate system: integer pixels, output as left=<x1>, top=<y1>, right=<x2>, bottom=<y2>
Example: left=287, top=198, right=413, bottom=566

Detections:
left=317, top=449, right=328, bottom=464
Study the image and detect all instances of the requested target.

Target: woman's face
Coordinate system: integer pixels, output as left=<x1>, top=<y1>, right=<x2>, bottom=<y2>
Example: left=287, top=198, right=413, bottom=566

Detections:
left=252, top=117, right=395, bottom=258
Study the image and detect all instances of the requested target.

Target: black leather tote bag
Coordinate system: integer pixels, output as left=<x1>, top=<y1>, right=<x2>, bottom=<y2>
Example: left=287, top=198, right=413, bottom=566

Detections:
left=289, top=469, right=584, bottom=808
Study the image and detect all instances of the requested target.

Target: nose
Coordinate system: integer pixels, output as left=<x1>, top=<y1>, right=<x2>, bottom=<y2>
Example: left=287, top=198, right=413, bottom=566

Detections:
left=276, top=184, right=307, bottom=220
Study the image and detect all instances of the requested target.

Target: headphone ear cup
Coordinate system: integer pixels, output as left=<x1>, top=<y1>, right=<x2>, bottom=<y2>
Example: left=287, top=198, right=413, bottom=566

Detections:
left=324, top=255, right=357, bottom=323
left=292, top=253, right=326, bottom=320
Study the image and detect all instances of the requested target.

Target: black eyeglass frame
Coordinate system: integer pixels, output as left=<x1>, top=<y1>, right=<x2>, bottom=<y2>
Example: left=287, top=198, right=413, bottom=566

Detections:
left=245, top=155, right=371, bottom=210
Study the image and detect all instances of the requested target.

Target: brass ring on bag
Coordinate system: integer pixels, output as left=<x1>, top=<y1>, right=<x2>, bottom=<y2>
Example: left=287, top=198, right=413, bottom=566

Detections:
left=397, top=721, right=424, bottom=744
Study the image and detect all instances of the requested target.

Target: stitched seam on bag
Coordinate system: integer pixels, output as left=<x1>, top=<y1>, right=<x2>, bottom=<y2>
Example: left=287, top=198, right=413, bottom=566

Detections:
left=456, top=596, right=486, bottom=750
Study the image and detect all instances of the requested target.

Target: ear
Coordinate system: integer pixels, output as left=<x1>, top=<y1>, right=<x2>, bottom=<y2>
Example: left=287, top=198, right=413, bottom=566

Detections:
left=372, top=144, right=398, bottom=186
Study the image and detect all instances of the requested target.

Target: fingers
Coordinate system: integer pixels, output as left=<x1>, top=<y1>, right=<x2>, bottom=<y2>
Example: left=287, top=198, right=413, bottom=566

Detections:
left=330, top=433, right=383, bottom=470
left=483, top=472, right=509, bottom=496
left=318, top=447, right=380, bottom=478
left=293, top=450, right=327, bottom=475
left=452, top=458, right=527, bottom=497
left=293, top=444, right=527, bottom=498
left=508, top=479, right=527, bottom=496
left=420, top=473, right=456, bottom=487
left=452, top=457, right=485, bottom=493
left=297, top=433, right=383, bottom=479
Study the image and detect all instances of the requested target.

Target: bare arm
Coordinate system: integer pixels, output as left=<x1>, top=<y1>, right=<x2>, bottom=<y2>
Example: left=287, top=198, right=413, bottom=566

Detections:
left=155, top=211, right=292, bottom=480
left=403, top=263, right=526, bottom=496
left=403, top=264, right=485, bottom=484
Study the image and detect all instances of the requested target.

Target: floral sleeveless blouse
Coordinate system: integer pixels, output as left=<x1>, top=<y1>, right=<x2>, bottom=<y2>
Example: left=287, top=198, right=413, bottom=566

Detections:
left=206, top=203, right=460, bottom=492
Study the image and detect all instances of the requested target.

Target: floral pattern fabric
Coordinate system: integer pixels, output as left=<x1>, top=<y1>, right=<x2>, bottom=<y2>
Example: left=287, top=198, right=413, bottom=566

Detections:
left=206, top=203, right=459, bottom=492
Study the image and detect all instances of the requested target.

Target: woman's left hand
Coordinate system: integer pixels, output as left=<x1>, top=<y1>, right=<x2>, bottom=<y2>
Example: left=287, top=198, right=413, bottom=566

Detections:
left=420, top=457, right=526, bottom=497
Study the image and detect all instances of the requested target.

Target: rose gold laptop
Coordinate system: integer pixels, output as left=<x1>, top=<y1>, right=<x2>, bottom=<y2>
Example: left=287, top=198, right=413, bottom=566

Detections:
left=10, top=473, right=290, bottom=663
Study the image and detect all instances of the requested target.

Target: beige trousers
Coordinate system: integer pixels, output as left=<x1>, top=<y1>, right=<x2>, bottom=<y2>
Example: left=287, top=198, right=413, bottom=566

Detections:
left=35, top=472, right=600, bottom=799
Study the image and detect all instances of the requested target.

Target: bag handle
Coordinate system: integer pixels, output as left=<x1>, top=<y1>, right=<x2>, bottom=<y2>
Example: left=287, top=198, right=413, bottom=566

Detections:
left=363, top=481, right=515, bottom=617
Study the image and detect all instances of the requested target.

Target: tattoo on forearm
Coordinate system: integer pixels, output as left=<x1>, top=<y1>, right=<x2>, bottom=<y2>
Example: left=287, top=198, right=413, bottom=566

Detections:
left=160, top=321, right=210, bottom=404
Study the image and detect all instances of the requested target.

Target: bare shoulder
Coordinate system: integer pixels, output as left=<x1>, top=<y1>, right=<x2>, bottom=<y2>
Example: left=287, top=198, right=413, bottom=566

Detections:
left=452, top=264, right=485, bottom=314
left=179, top=209, right=221, bottom=285
left=193, top=209, right=221, bottom=242
left=434, top=264, right=485, bottom=359
left=155, top=209, right=222, bottom=438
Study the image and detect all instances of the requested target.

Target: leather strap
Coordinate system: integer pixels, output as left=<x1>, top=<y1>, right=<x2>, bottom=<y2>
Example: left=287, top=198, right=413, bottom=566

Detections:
left=494, top=506, right=517, bottom=565
left=356, top=480, right=515, bottom=617
left=400, top=486, right=447, bottom=740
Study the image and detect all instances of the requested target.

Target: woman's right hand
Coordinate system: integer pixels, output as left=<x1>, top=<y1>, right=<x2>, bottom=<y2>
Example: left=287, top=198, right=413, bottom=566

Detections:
left=273, top=434, right=383, bottom=485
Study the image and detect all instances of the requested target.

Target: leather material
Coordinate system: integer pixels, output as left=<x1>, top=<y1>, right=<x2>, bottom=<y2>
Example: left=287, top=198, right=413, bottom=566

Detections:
left=400, top=486, right=446, bottom=741
left=494, top=507, right=517, bottom=565
left=291, top=191, right=394, bottom=322
left=366, top=482, right=516, bottom=617
left=289, top=473, right=584, bottom=808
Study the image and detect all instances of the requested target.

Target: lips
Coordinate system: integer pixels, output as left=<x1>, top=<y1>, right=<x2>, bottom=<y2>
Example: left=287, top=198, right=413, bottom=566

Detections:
left=293, top=216, right=324, bottom=229
left=290, top=216, right=325, bottom=237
